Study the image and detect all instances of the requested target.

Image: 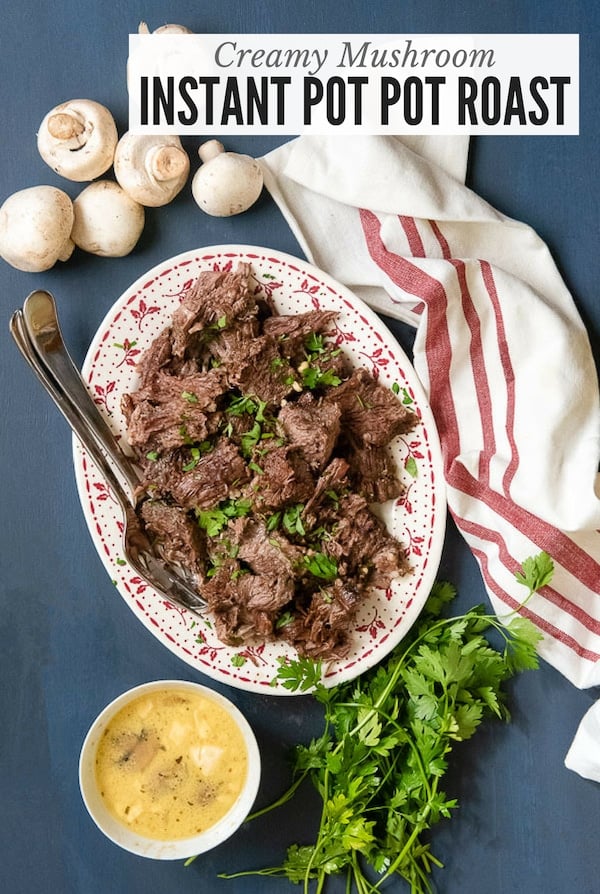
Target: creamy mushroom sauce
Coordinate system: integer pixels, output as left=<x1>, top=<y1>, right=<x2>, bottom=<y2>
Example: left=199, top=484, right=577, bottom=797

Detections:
left=94, top=689, right=248, bottom=840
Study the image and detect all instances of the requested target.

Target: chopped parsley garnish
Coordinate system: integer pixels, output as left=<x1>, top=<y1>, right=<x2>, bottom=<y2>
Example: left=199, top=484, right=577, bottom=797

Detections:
left=299, top=333, right=343, bottom=390
left=182, top=441, right=212, bottom=471
left=196, top=497, right=252, bottom=537
left=240, top=421, right=262, bottom=457
left=304, top=332, right=327, bottom=355
left=282, top=504, right=306, bottom=536
left=275, top=610, right=295, bottom=630
left=226, top=394, right=267, bottom=421
left=300, top=365, right=342, bottom=390
left=302, top=551, right=338, bottom=581
left=267, top=503, right=306, bottom=536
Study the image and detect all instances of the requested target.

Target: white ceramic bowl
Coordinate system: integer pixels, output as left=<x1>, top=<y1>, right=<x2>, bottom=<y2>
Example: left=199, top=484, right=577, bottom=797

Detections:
left=79, top=679, right=261, bottom=859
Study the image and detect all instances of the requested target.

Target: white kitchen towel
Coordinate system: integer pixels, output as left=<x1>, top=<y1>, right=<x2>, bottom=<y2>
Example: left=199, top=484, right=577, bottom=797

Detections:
left=260, top=135, right=600, bottom=778
left=565, top=700, right=600, bottom=782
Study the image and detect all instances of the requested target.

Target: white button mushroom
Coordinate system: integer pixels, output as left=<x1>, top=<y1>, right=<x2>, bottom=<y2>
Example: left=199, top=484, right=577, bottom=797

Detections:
left=37, top=99, right=118, bottom=182
left=71, top=181, right=145, bottom=257
left=114, top=133, right=190, bottom=207
left=0, top=186, right=74, bottom=272
left=191, top=140, right=264, bottom=217
left=127, top=22, right=193, bottom=93
left=137, top=21, right=192, bottom=34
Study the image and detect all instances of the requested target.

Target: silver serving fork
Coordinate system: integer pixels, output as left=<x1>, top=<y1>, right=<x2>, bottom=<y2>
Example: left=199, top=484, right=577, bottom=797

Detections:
left=10, top=290, right=206, bottom=616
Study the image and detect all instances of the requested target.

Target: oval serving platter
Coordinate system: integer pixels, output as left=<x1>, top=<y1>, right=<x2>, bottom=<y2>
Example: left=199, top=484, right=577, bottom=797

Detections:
left=73, top=245, right=446, bottom=694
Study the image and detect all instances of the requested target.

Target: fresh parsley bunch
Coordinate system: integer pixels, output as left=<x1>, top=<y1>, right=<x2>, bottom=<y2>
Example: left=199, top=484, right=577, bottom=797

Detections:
left=219, top=554, right=551, bottom=894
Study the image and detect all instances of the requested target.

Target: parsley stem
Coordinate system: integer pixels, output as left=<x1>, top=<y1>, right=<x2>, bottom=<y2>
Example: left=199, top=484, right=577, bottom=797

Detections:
left=373, top=808, right=432, bottom=890
left=307, top=763, right=331, bottom=894
left=350, top=852, right=378, bottom=893
left=246, top=767, right=311, bottom=822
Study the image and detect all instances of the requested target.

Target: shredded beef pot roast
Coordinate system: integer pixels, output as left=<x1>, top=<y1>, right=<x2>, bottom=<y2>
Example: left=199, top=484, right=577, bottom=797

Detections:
left=121, top=263, right=418, bottom=661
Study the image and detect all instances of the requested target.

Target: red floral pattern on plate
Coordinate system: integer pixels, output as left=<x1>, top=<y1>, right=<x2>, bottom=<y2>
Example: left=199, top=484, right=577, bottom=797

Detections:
left=73, top=246, right=446, bottom=694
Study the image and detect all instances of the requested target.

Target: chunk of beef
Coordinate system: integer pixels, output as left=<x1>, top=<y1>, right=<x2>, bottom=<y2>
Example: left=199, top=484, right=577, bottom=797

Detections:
left=327, top=367, right=418, bottom=446
left=302, top=456, right=350, bottom=527
left=169, top=439, right=250, bottom=511
left=229, top=516, right=303, bottom=577
left=279, top=579, right=362, bottom=659
left=123, top=399, right=211, bottom=452
left=213, top=331, right=295, bottom=406
left=139, top=500, right=206, bottom=571
left=122, top=366, right=227, bottom=451
left=202, top=563, right=292, bottom=644
left=136, top=449, right=183, bottom=496
left=323, top=493, right=410, bottom=588
left=171, top=263, right=257, bottom=358
left=264, top=309, right=350, bottom=383
left=131, top=367, right=228, bottom=410
left=345, top=441, right=404, bottom=503
left=262, top=308, right=338, bottom=358
left=277, top=394, right=341, bottom=471
left=135, top=328, right=173, bottom=388
left=251, top=445, right=315, bottom=510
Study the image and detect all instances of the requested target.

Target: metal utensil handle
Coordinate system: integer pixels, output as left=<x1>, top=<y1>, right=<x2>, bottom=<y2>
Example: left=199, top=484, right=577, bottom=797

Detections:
left=22, top=290, right=140, bottom=499
left=10, top=309, right=133, bottom=514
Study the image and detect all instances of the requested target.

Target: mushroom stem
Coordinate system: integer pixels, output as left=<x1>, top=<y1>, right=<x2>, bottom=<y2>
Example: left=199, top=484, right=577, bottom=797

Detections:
left=47, top=111, right=86, bottom=142
left=114, top=132, right=190, bottom=206
left=198, top=140, right=225, bottom=164
left=146, top=145, right=189, bottom=182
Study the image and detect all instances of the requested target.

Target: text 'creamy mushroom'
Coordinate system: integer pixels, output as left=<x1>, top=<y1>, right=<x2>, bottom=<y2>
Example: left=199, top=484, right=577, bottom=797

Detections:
left=191, top=140, right=264, bottom=217
left=114, top=133, right=190, bottom=206
left=0, top=186, right=74, bottom=272
left=37, top=99, right=118, bottom=182
left=71, top=181, right=144, bottom=257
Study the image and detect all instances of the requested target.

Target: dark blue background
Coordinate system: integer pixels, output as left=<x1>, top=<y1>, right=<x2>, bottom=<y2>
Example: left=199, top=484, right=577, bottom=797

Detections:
left=1, top=3, right=599, bottom=893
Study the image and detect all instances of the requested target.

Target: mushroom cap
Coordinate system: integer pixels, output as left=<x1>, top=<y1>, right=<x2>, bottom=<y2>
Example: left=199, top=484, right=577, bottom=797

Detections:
left=71, top=181, right=145, bottom=257
left=114, top=132, right=190, bottom=206
left=37, top=99, right=118, bottom=182
left=191, top=152, right=264, bottom=217
left=0, top=186, right=74, bottom=272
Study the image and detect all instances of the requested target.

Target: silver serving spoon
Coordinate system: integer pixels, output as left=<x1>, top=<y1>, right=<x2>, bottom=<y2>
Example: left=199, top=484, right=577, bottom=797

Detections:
left=10, top=294, right=206, bottom=616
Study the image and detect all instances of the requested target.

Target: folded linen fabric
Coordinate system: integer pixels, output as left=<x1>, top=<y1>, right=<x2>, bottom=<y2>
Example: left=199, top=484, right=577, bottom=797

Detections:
left=259, top=134, right=600, bottom=777
left=565, top=700, right=600, bottom=782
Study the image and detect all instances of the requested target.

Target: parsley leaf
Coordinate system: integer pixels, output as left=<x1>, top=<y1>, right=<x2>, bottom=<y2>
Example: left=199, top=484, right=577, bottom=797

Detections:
left=302, top=552, right=338, bottom=581
left=282, top=503, right=306, bottom=536
left=195, top=497, right=252, bottom=537
left=301, top=364, right=342, bottom=390
left=515, top=550, right=554, bottom=595
left=273, top=655, right=324, bottom=693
